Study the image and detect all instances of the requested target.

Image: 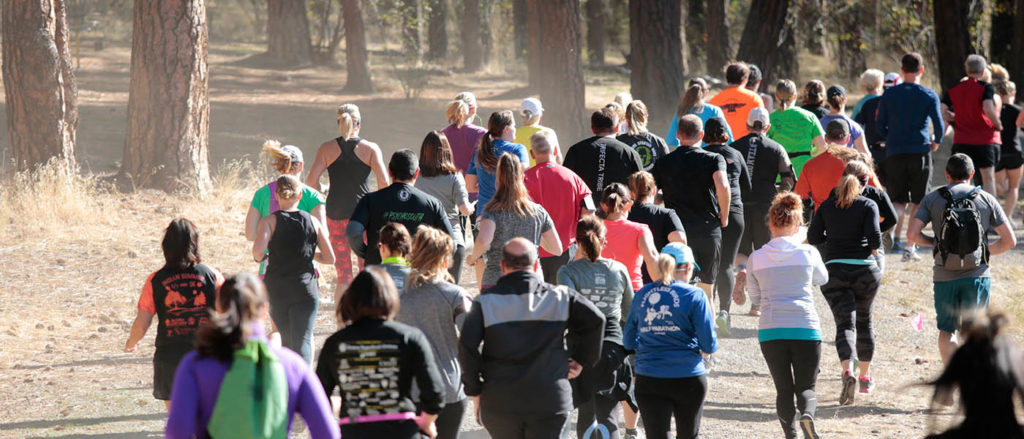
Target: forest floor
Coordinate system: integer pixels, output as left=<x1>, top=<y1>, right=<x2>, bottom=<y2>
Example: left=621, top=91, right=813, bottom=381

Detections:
left=1, top=41, right=1022, bottom=438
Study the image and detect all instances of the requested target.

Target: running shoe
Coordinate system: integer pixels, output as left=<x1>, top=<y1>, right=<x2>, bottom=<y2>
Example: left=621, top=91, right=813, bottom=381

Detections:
left=799, top=414, right=821, bottom=439
left=733, top=268, right=748, bottom=305
left=902, top=246, right=922, bottom=262
left=623, top=428, right=640, bottom=439
left=748, top=304, right=761, bottom=317
left=859, top=375, right=875, bottom=394
left=716, top=310, right=731, bottom=338
left=839, top=370, right=857, bottom=405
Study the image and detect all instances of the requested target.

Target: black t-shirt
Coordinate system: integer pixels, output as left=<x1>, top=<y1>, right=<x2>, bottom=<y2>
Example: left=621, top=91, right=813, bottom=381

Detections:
left=350, top=182, right=455, bottom=264
left=316, top=318, right=445, bottom=419
left=563, top=136, right=644, bottom=204
left=854, top=96, right=884, bottom=147
left=807, top=194, right=881, bottom=261
left=616, top=132, right=671, bottom=171
left=628, top=202, right=685, bottom=251
left=149, top=264, right=220, bottom=360
left=861, top=185, right=898, bottom=232
left=704, top=143, right=751, bottom=213
left=652, top=145, right=727, bottom=224
left=802, top=104, right=830, bottom=119
left=730, top=133, right=794, bottom=205
left=1001, top=103, right=1022, bottom=155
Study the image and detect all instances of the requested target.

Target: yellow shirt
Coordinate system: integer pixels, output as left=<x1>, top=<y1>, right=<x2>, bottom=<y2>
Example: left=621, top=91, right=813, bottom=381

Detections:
left=516, top=125, right=545, bottom=166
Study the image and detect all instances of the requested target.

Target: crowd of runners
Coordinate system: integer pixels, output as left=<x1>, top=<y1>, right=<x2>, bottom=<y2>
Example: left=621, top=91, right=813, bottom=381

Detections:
left=122, top=51, right=1024, bottom=439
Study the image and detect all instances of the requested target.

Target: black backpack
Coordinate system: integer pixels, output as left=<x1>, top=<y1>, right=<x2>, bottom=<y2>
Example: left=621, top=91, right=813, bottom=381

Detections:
left=936, top=186, right=988, bottom=267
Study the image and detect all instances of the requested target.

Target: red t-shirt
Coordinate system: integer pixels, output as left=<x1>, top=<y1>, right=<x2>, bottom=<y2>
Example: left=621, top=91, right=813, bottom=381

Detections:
left=942, top=78, right=1001, bottom=145
left=795, top=150, right=881, bottom=210
left=524, top=162, right=593, bottom=257
left=601, top=218, right=650, bottom=290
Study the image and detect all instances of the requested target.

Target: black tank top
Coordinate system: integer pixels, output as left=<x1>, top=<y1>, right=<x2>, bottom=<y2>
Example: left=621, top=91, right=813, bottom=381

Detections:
left=151, top=264, right=219, bottom=358
left=266, top=210, right=318, bottom=278
left=326, top=137, right=373, bottom=220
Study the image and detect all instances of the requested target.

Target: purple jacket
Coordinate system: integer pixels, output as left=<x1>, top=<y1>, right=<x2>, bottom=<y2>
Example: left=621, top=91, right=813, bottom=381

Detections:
left=165, top=325, right=339, bottom=439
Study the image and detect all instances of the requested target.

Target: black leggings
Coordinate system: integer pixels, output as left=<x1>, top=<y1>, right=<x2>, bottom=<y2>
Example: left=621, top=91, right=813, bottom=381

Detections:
left=739, top=203, right=771, bottom=256
left=449, top=244, right=466, bottom=285
left=682, top=220, right=722, bottom=286
left=760, top=339, right=821, bottom=438
left=715, top=210, right=745, bottom=312
left=575, top=392, right=619, bottom=439
left=264, top=273, right=318, bottom=363
left=635, top=374, right=707, bottom=439
left=821, top=263, right=882, bottom=362
left=436, top=398, right=467, bottom=439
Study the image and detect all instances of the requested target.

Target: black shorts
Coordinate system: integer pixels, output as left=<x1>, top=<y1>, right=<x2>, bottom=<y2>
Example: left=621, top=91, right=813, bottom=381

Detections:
left=997, top=148, right=1024, bottom=171
left=952, top=143, right=1000, bottom=169
left=153, top=356, right=184, bottom=400
left=885, top=153, right=931, bottom=204
left=682, top=220, right=721, bottom=285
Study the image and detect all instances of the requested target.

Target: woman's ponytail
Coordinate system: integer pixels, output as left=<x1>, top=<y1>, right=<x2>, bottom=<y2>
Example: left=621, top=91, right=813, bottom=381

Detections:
left=655, top=254, right=676, bottom=285
left=196, top=273, right=267, bottom=361
left=835, top=174, right=862, bottom=209
left=337, top=103, right=360, bottom=140
left=446, top=100, right=470, bottom=128
left=575, top=215, right=606, bottom=263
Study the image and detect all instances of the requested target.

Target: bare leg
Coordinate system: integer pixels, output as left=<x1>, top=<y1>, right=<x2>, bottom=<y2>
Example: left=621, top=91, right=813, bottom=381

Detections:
left=699, top=282, right=713, bottom=305
left=979, top=166, right=997, bottom=196
left=858, top=360, right=872, bottom=378
left=622, top=401, right=639, bottom=429
left=995, top=169, right=1009, bottom=196
left=938, top=330, right=958, bottom=364
left=1005, top=166, right=1022, bottom=223
left=165, top=400, right=171, bottom=411
left=893, top=202, right=907, bottom=244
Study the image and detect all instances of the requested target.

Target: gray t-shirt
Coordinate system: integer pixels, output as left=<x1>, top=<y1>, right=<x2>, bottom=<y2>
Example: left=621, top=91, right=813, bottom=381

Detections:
left=557, top=258, right=634, bottom=345
left=416, top=174, right=470, bottom=247
left=914, top=182, right=1008, bottom=281
left=396, top=279, right=471, bottom=404
left=480, top=202, right=554, bottom=286
left=376, top=263, right=412, bottom=292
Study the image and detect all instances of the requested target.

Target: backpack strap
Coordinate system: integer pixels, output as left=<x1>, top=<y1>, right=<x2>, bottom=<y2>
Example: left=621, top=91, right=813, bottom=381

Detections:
left=938, top=186, right=954, bottom=203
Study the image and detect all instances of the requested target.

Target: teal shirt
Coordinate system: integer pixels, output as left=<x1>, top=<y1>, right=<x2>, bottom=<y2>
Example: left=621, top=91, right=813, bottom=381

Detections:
left=758, top=327, right=822, bottom=342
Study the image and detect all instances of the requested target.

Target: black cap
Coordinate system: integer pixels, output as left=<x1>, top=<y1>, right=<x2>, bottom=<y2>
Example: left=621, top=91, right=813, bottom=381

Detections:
left=827, top=85, right=846, bottom=99
left=748, top=64, right=763, bottom=83
left=704, top=117, right=730, bottom=142
left=389, top=149, right=419, bottom=181
left=825, top=119, right=851, bottom=141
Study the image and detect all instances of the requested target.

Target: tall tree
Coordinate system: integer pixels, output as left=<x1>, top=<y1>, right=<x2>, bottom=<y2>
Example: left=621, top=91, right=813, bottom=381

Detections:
left=630, top=0, right=685, bottom=132
left=513, top=0, right=528, bottom=59
left=990, top=0, right=1022, bottom=82
left=705, top=0, right=730, bottom=74
left=427, top=0, right=448, bottom=59
left=401, top=0, right=423, bottom=59
left=527, top=0, right=586, bottom=139
left=342, top=0, right=374, bottom=92
left=585, top=0, right=608, bottom=65
left=266, top=0, right=313, bottom=66
left=834, top=0, right=867, bottom=79
left=2, top=0, right=78, bottom=170
left=797, top=0, right=827, bottom=55
left=122, top=0, right=211, bottom=195
left=461, top=0, right=483, bottom=71
left=736, top=0, right=796, bottom=86
left=932, top=0, right=975, bottom=92
left=684, top=0, right=705, bottom=73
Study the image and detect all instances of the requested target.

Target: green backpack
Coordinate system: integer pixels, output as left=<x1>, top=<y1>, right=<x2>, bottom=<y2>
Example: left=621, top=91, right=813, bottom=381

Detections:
left=207, top=340, right=289, bottom=439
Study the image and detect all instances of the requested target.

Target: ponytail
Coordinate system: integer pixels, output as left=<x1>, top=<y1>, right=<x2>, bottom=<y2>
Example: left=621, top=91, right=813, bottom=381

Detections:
left=827, top=92, right=844, bottom=111
left=446, top=100, right=471, bottom=128
left=600, top=182, right=631, bottom=216
left=628, top=171, right=656, bottom=202
left=407, top=225, right=454, bottom=288
left=337, top=103, right=361, bottom=140
left=775, top=80, right=797, bottom=108
left=835, top=174, right=862, bottom=209
left=378, top=222, right=412, bottom=258
left=625, top=100, right=649, bottom=136
left=477, top=110, right=514, bottom=173
left=677, top=78, right=707, bottom=116
left=655, top=254, right=676, bottom=285
left=262, top=140, right=299, bottom=175
left=275, top=174, right=301, bottom=200
left=575, top=215, right=606, bottom=263
left=196, top=273, right=267, bottom=362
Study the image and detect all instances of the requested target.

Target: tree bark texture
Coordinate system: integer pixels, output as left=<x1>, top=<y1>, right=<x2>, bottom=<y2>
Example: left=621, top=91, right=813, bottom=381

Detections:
left=513, top=0, right=528, bottom=59
left=990, top=0, right=1022, bottom=83
left=427, top=0, right=448, bottom=59
left=737, top=0, right=796, bottom=86
left=266, top=0, right=313, bottom=66
left=932, top=0, right=975, bottom=92
left=2, top=0, right=78, bottom=170
left=401, top=0, right=423, bottom=58
left=684, top=0, right=704, bottom=73
left=705, top=0, right=730, bottom=74
left=525, top=0, right=542, bottom=88
left=462, top=0, right=483, bottom=71
left=342, top=0, right=374, bottom=92
left=630, top=0, right=685, bottom=132
left=798, top=0, right=827, bottom=55
left=122, top=0, right=211, bottom=195
left=834, top=0, right=867, bottom=80
left=585, top=0, right=608, bottom=65
left=527, top=0, right=587, bottom=139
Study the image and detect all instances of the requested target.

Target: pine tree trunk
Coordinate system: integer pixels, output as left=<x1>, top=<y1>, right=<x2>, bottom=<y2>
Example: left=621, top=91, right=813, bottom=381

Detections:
left=798, top=0, right=827, bottom=56
left=585, top=0, right=608, bottom=65
left=513, top=0, right=528, bottom=59
left=266, top=0, right=313, bottom=66
left=526, top=0, right=542, bottom=87
left=342, top=0, right=374, bottom=92
left=705, top=0, right=730, bottom=74
left=401, top=0, right=423, bottom=59
left=991, top=0, right=1022, bottom=82
left=2, top=0, right=78, bottom=170
left=736, top=0, right=796, bottom=86
left=427, top=0, right=448, bottom=60
left=462, top=0, right=483, bottom=71
left=933, top=0, right=975, bottom=92
left=480, top=0, right=494, bottom=65
left=122, top=0, right=211, bottom=195
left=630, top=0, right=685, bottom=133
left=835, top=0, right=867, bottom=80
left=527, top=0, right=586, bottom=139
left=685, top=0, right=705, bottom=74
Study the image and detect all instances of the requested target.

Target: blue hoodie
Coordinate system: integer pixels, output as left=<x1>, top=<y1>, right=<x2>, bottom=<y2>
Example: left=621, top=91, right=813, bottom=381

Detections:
left=623, top=280, right=718, bottom=378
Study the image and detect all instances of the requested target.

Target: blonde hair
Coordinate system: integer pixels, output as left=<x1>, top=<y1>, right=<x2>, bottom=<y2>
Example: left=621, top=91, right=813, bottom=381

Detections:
left=274, top=174, right=301, bottom=200
left=990, top=64, right=1010, bottom=84
left=606, top=101, right=626, bottom=125
left=628, top=171, right=656, bottom=201
left=775, top=80, right=798, bottom=107
left=613, top=92, right=633, bottom=109
left=995, top=80, right=1016, bottom=97
left=530, top=129, right=558, bottom=154
left=625, top=100, right=649, bottom=135
left=484, top=154, right=534, bottom=216
left=859, top=69, right=885, bottom=93
left=446, top=100, right=471, bottom=128
left=655, top=254, right=676, bottom=285
left=830, top=146, right=863, bottom=164
left=262, top=140, right=300, bottom=174
left=768, top=192, right=803, bottom=229
left=677, top=78, right=709, bottom=116
left=337, top=103, right=361, bottom=140
left=407, top=225, right=455, bottom=288
left=834, top=174, right=863, bottom=209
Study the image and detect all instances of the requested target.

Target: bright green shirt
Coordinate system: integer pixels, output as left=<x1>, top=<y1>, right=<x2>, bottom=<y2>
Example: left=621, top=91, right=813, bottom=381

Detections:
left=768, top=107, right=824, bottom=176
left=250, top=183, right=325, bottom=217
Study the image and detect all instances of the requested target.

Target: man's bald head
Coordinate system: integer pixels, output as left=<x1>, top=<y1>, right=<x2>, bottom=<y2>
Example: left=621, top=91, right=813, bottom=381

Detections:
left=501, top=237, right=538, bottom=274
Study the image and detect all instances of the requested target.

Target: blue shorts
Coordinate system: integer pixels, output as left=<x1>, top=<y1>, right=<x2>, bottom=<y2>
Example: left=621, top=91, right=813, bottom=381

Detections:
left=933, top=277, right=991, bottom=333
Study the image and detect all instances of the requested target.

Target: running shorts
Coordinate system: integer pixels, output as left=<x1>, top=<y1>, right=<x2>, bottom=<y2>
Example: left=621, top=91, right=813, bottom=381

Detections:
left=884, top=153, right=931, bottom=204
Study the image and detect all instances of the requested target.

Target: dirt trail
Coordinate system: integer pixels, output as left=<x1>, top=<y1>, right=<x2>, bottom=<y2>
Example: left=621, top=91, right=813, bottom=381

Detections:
left=2, top=42, right=1023, bottom=438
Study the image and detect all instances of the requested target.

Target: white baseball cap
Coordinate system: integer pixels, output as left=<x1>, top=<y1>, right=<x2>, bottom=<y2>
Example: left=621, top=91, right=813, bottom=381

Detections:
left=281, top=145, right=304, bottom=163
left=521, top=98, right=544, bottom=117
left=747, top=107, right=771, bottom=129
left=884, top=72, right=902, bottom=88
